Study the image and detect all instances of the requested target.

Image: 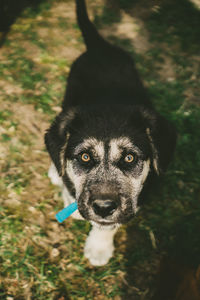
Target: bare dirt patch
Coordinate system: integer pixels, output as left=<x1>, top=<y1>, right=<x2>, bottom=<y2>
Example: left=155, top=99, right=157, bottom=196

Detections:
left=100, top=11, right=151, bottom=54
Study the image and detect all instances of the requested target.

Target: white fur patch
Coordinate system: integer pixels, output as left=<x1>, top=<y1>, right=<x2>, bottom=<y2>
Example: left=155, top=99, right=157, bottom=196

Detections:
left=48, top=163, right=63, bottom=187
left=84, top=225, right=118, bottom=266
left=109, top=139, right=122, bottom=161
left=109, top=137, right=140, bottom=161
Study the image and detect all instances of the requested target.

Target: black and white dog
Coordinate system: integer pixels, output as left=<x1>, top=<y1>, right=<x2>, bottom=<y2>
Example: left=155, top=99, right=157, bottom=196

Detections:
left=45, top=0, right=176, bottom=266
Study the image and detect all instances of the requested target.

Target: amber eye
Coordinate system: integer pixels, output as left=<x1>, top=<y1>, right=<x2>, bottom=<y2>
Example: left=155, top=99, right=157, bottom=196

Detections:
left=124, top=154, right=135, bottom=163
left=81, top=153, right=90, bottom=162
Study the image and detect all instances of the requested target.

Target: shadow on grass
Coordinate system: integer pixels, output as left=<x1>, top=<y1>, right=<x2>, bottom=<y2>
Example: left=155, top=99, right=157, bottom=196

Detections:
left=0, top=0, right=47, bottom=47
left=99, top=0, right=200, bottom=54
left=151, top=211, right=200, bottom=300
left=122, top=181, right=200, bottom=299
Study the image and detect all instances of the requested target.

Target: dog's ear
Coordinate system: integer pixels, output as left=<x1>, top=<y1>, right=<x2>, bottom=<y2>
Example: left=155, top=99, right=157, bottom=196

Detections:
left=144, top=110, right=177, bottom=175
left=45, top=109, right=76, bottom=176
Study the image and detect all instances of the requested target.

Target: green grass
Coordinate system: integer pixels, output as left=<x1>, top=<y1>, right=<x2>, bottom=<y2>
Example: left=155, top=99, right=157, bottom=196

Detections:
left=0, top=0, right=200, bottom=299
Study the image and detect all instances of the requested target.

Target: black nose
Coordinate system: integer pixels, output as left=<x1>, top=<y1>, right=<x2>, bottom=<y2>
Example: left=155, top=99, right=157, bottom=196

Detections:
left=92, top=200, right=118, bottom=218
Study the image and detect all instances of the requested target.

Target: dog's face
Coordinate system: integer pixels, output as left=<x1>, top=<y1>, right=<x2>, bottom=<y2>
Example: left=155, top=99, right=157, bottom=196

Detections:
left=45, top=106, right=176, bottom=226
left=66, top=136, right=150, bottom=225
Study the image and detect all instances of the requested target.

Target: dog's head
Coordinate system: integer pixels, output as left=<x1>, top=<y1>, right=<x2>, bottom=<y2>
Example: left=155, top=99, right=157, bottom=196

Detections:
left=45, top=106, right=176, bottom=226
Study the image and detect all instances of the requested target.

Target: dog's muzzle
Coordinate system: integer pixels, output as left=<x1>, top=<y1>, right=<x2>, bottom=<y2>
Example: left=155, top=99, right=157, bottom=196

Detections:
left=89, top=183, right=120, bottom=219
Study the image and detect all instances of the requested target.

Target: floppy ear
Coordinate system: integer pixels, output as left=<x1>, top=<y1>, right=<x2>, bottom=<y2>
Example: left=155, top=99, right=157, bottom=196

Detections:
left=145, top=111, right=177, bottom=175
left=44, top=109, right=76, bottom=176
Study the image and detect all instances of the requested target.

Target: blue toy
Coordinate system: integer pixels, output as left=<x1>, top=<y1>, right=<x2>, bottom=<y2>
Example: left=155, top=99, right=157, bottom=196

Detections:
left=55, top=202, right=78, bottom=223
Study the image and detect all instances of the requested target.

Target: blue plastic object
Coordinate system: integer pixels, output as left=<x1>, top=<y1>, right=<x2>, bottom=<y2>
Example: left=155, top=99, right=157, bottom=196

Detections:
left=56, top=202, right=78, bottom=223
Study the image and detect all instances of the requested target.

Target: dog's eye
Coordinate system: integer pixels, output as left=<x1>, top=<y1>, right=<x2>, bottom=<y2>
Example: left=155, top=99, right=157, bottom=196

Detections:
left=81, top=153, right=90, bottom=162
left=124, top=154, right=135, bottom=163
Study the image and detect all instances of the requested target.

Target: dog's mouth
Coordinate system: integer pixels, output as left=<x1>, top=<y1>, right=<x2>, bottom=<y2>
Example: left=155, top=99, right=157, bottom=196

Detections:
left=90, top=219, right=118, bottom=230
left=90, top=217, right=116, bottom=225
left=78, top=202, right=135, bottom=226
left=78, top=203, right=119, bottom=225
left=95, top=221, right=115, bottom=226
left=84, top=210, right=118, bottom=225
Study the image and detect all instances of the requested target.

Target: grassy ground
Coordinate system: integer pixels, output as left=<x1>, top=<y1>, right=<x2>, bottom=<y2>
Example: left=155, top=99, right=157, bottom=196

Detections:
left=0, top=0, right=200, bottom=299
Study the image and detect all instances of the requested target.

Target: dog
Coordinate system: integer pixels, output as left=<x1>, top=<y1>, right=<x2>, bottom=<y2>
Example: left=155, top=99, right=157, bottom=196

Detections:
left=45, top=0, right=176, bottom=266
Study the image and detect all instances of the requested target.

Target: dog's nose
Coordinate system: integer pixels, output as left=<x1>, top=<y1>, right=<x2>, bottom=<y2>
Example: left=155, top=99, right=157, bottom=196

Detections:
left=92, top=200, right=117, bottom=218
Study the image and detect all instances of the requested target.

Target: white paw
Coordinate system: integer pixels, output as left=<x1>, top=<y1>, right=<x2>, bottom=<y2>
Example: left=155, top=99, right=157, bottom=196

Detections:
left=84, top=236, right=114, bottom=266
left=48, top=163, right=63, bottom=187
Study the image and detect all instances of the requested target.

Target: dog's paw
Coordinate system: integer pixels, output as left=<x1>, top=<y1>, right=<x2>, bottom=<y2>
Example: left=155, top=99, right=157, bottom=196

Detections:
left=84, top=236, right=114, bottom=266
left=48, top=163, right=63, bottom=187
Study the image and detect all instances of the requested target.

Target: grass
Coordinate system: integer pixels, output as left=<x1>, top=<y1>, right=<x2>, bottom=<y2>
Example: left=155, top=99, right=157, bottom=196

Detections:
left=0, top=0, right=200, bottom=299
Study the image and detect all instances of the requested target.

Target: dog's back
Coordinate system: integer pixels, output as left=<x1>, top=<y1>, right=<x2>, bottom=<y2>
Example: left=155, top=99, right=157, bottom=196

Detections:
left=63, top=0, right=151, bottom=110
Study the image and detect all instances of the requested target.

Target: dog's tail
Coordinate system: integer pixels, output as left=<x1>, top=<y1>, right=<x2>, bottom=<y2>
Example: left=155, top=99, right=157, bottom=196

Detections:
left=75, top=0, right=106, bottom=51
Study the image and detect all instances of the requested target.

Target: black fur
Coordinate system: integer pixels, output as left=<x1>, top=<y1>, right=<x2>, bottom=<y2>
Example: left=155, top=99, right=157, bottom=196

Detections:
left=45, top=0, right=176, bottom=209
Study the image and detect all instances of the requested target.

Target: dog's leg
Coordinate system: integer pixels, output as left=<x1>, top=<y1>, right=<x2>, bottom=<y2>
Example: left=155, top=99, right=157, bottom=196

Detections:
left=84, top=225, right=118, bottom=266
left=48, top=163, right=63, bottom=187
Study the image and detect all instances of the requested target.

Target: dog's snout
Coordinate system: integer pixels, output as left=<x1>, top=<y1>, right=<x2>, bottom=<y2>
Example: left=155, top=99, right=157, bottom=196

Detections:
left=92, top=199, right=118, bottom=218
